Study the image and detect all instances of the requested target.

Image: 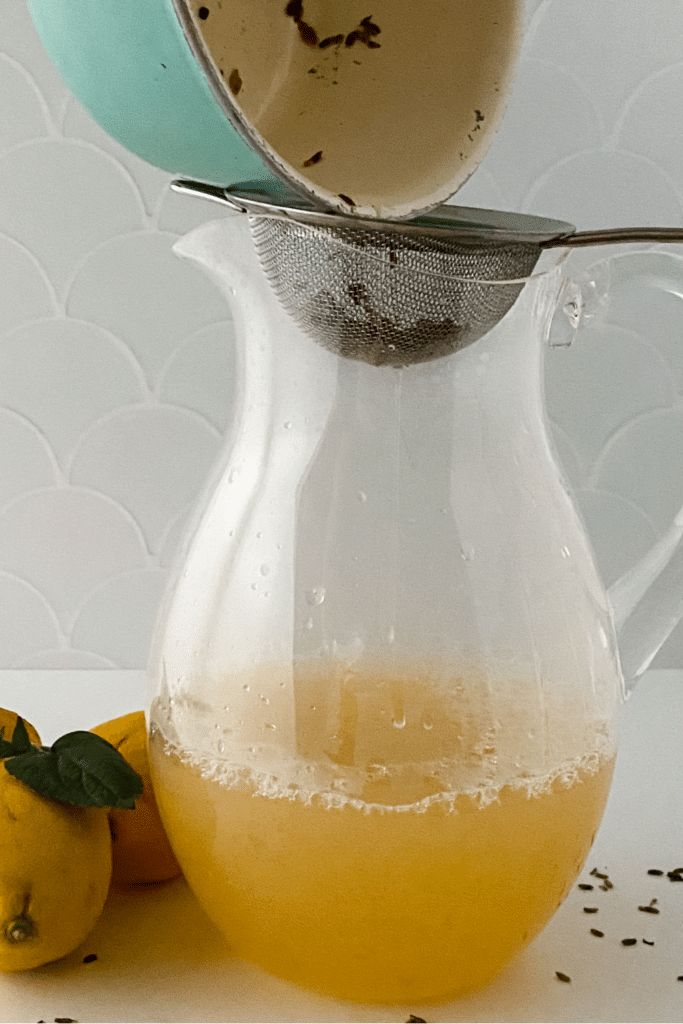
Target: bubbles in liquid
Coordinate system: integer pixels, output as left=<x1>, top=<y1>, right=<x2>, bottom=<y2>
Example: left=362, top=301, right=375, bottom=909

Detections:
left=264, top=723, right=276, bottom=731
left=392, top=715, right=406, bottom=730
left=306, top=587, right=326, bottom=606
left=422, top=715, right=434, bottom=731
left=242, top=684, right=250, bottom=692
left=260, top=695, right=270, bottom=704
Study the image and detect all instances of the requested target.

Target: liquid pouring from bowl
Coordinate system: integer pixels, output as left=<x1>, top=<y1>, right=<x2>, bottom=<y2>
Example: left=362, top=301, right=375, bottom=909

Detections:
left=173, top=178, right=683, bottom=366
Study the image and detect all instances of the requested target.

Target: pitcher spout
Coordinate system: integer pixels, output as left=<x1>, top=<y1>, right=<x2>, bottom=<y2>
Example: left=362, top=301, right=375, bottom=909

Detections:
left=172, top=213, right=262, bottom=306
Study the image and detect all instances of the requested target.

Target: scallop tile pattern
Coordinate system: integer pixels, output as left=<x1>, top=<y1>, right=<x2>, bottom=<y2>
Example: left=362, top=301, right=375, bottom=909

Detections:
left=2, top=0, right=683, bottom=668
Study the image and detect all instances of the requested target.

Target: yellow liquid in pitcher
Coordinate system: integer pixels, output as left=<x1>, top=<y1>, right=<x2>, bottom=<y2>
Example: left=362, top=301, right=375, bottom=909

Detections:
left=149, top=671, right=614, bottom=1004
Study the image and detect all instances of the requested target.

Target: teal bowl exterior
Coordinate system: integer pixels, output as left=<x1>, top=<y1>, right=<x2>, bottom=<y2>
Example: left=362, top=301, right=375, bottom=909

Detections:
left=27, top=0, right=278, bottom=185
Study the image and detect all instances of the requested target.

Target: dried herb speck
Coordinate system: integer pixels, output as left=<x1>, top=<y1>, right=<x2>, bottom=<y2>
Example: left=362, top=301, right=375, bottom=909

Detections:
left=578, top=883, right=594, bottom=891
left=303, top=150, right=323, bottom=167
left=590, top=928, right=604, bottom=937
left=406, top=1017, right=427, bottom=1023
left=643, top=939, right=655, bottom=945
left=228, top=69, right=242, bottom=97
left=648, top=868, right=664, bottom=876
left=338, top=193, right=356, bottom=206
left=298, top=20, right=318, bottom=46
left=285, top=0, right=303, bottom=18
left=583, top=906, right=599, bottom=914
left=319, top=34, right=344, bottom=49
left=555, top=971, right=571, bottom=983
left=621, top=937, right=638, bottom=946
left=198, top=5, right=210, bottom=19
left=638, top=904, right=660, bottom=914
left=82, top=952, right=98, bottom=963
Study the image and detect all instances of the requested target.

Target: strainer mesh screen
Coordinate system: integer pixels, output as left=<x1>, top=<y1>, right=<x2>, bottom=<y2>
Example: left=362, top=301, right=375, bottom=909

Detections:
left=249, top=216, right=541, bottom=366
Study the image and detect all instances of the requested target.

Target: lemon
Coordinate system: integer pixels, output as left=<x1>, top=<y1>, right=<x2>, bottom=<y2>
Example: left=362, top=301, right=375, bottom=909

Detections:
left=0, top=709, right=40, bottom=747
left=0, top=770, right=112, bottom=971
left=91, top=711, right=182, bottom=886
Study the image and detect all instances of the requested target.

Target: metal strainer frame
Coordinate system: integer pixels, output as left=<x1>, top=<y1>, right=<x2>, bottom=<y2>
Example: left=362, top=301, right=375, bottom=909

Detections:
left=173, top=178, right=683, bottom=367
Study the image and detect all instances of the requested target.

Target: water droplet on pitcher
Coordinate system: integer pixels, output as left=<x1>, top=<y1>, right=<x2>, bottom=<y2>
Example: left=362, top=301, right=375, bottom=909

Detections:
left=561, top=546, right=571, bottom=559
left=264, top=722, right=276, bottom=731
left=216, top=739, right=225, bottom=754
left=422, top=715, right=434, bottom=730
left=387, top=625, right=395, bottom=643
left=283, top=421, right=292, bottom=430
left=242, top=683, right=250, bottom=692
left=260, top=695, right=270, bottom=704
left=305, top=616, right=314, bottom=630
left=260, top=564, right=271, bottom=576
left=392, top=714, right=406, bottom=730
left=256, top=531, right=263, bottom=539
left=306, top=587, right=326, bottom=605
left=251, top=582, right=258, bottom=590
left=357, top=490, right=367, bottom=503
left=461, top=544, right=475, bottom=561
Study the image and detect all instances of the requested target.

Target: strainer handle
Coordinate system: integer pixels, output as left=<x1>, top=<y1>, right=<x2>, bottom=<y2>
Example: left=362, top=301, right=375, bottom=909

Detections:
left=171, top=179, right=245, bottom=210
left=549, top=226, right=683, bottom=248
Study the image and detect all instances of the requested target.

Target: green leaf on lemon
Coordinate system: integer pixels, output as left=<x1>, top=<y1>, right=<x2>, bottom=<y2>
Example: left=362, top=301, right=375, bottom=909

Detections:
left=0, top=715, right=33, bottom=758
left=1, top=717, right=143, bottom=809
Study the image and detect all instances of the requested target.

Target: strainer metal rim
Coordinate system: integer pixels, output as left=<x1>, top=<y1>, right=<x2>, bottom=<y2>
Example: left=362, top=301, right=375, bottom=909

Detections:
left=173, top=178, right=578, bottom=245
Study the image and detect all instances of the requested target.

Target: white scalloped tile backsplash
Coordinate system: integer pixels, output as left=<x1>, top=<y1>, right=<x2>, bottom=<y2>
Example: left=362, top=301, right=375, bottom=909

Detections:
left=3, top=0, right=683, bottom=669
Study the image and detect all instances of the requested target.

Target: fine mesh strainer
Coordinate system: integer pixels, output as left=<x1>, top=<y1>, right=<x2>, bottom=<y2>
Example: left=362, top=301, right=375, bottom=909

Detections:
left=173, top=178, right=683, bottom=367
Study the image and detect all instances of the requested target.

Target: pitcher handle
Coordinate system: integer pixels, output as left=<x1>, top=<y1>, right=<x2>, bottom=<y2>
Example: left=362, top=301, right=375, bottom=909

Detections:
left=555, top=251, right=683, bottom=693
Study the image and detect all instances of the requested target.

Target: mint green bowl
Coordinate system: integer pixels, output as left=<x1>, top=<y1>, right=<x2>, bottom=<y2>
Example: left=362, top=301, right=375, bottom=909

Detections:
left=27, top=1, right=525, bottom=218
left=27, top=0, right=273, bottom=186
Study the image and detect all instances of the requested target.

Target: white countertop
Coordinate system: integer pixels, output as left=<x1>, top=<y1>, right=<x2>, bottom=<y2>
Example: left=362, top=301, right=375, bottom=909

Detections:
left=1, top=669, right=683, bottom=1024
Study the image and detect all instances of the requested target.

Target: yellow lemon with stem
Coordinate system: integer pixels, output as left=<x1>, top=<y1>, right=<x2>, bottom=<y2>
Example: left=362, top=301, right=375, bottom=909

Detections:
left=0, top=711, right=141, bottom=971
left=0, top=771, right=112, bottom=971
